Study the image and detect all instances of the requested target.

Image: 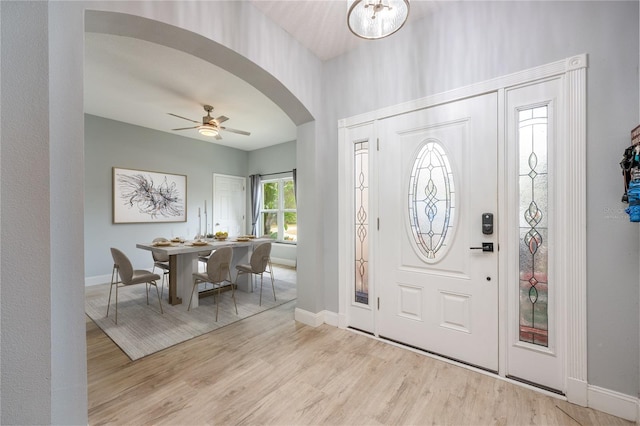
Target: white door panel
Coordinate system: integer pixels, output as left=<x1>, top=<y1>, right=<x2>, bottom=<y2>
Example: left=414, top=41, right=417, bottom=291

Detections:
left=506, top=78, right=564, bottom=392
left=377, top=93, right=499, bottom=371
left=343, top=124, right=377, bottom=333
left=213, top=174, right=245, bottom=237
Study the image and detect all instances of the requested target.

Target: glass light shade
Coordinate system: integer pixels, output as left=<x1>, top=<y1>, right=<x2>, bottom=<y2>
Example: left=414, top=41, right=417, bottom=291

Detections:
left=198, top=125, right=219, bottom=137
left=347, top=0, right=410, bottom=40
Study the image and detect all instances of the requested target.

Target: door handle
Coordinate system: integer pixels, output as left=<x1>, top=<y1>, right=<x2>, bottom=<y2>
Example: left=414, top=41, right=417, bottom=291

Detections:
left=470, top=242, right=494, bottom=252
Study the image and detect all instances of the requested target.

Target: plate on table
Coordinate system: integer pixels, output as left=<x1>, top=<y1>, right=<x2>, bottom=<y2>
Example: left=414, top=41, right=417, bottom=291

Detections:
left=170, top=238, right=182, bottom=243
left=191, top=241, right=209, bottom=246
left=153, top=241, right=172, bottom=247
left=235, top=237, right=250, bottom=242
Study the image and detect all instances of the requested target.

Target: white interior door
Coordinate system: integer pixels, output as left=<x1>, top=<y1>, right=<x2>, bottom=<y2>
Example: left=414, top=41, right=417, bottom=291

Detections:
left=213, top=174, right=246, bottom=237
left=377, top=93, right=499, bottom=371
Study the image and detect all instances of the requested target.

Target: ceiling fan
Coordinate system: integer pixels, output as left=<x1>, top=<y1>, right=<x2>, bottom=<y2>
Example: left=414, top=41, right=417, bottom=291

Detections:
left=168, top=105, right=251, bottom=140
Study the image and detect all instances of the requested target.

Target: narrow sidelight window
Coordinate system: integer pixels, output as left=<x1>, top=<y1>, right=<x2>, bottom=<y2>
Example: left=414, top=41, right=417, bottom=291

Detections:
left=518, top=106, right=549, bottom=347
left=354, top=141, right=369, bottom=304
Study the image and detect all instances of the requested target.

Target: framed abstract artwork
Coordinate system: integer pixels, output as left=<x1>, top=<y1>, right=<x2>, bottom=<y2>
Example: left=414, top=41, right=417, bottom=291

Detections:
left=112, top=167, right=187, bottom=223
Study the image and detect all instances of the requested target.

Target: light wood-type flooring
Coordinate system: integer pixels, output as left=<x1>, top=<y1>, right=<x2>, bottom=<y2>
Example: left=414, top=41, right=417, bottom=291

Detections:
left=88, top=301, right=632, bottom=425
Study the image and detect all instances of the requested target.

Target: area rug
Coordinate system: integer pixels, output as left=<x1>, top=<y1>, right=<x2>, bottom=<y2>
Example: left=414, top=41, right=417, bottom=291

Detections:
left=85, top=272, right=296, bottom=361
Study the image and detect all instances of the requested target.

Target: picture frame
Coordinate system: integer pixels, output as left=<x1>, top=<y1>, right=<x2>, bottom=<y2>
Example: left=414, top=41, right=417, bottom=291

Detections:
left=112, top=167, right=187, bottom=223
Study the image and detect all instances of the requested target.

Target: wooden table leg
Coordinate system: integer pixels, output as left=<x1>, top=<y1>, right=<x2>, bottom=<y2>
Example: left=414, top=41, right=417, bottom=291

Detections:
left=168, top=255, right=182, bottom=305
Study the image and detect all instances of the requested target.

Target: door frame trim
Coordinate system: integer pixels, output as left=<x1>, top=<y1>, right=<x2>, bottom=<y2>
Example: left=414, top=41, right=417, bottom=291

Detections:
left=337, top=54, right=587, bottom=405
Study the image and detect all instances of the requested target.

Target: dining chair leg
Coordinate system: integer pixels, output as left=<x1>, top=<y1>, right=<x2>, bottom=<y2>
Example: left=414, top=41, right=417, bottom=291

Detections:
left=145, top=283, right=150, bottom=305
left=188, top=278, right=199, bottom=311
left=215, top=285, right=220, bottom=322
left=115, top=281, right=119, bottom=325
left=153, top=282, right=164, bottom=314
left=107, top=265, right=117, bottom=318
left=271, top=274, right=276, bottom=302
left=106, top=283, right=113, bottom=318
left=229, top=268, right=238, bottom=315
left=268, top=260, right=276, bottom=301
left=259, top=273, right=264, bottom=306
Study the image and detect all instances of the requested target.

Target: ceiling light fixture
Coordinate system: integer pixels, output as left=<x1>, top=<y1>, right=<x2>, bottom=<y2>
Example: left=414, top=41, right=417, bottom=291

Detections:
left=198, top=124, right=219, bottom=137
left=347, top=0, right=410, bottom=40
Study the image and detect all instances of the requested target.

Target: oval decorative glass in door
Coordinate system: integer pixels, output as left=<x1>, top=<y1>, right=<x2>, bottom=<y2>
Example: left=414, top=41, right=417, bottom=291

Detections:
left=408, top=141, right=456, bottom=261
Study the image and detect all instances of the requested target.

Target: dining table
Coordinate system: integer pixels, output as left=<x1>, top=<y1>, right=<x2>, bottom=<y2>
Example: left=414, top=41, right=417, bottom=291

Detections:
left=136, top=237, right=271, bottom=309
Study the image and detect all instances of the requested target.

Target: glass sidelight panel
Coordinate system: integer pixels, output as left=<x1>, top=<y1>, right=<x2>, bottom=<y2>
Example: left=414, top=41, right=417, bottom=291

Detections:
left=518, top=106, right=549, bottom=347
left=354, top=141, right=369, bottom=304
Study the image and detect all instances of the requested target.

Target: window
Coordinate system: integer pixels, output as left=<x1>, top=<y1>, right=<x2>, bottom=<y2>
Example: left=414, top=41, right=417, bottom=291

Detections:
left=518, top=105, right=549, bottom=347
left=261, top=178, right=297, bottom=242
left=408, top=140, right=456, bottom=262
left=354, top=140, right=369, bottom=304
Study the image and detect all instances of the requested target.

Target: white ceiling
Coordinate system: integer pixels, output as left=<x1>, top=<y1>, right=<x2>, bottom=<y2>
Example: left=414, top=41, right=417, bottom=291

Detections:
left=251, top=1, right=433, bottom=61
left=84, top=1, right=433, bottom=151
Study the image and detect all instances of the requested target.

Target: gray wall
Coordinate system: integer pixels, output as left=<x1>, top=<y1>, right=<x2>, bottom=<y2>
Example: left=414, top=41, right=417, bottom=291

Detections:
left=1, top=2, right=54, bottom=423
left=321, top=1, right=639, bottom=397
left=247, top=140, right=297, bottom=263
left=248, top=140, right=296, bottom=176
left=84, top=114, right=249, bottom=279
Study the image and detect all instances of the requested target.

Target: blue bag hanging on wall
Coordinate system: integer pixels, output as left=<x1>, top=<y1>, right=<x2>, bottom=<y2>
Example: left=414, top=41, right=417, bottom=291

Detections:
left=625, top=179, right=640, bottom=222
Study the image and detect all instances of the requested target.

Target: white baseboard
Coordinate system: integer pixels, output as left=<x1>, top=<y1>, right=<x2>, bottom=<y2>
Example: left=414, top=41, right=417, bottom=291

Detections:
left=567, top=377, right=588, bottom=407
left=323, top=311, right=339, bottom=327
left=294, top=308, right=340, bottom=327
left=587, top=385, right=638, bottom=422
left=85, top=274, right=111, bottom=287
left=271, top=257, right=296, bottom=267
left=294, top=308, right=324, bottom=327
left=337, top=313, right=348, bottom=329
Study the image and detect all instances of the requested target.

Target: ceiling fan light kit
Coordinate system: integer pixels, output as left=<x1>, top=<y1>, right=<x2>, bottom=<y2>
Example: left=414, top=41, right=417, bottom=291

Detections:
left=198, top=125, right=219, bottom=137
left=168, top=104, right=250, bottom=140
left=347, top=0, right=410, bottom=40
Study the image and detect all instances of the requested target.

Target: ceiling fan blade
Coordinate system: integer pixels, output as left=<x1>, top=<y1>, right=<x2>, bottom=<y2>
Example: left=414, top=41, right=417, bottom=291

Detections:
left=220, top=126, right=251, bottom=136
left=215, top=115, right=229, bottom=124
left=171, top=126, right=199, bottom=131
left=215, top=134, right=223, bottom=140
left=167, top=113, right=200, bottom=124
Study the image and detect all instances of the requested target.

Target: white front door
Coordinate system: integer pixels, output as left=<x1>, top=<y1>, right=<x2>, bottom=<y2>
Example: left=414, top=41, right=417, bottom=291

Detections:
left=213, top=174, right=246, bottom=237
left=377, top=93, right=499, bottom=371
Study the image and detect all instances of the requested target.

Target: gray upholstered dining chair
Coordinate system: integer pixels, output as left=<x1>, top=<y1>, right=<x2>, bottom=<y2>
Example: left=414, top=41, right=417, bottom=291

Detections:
left=151, top=237, right=170, bottom=298
left=235, top=241, right=275, bottom=306
left=189, top=246, right=237, bottom=321
left=197, top=249, right=214, bottom=269
left=108, top=247, right=164, bottom=324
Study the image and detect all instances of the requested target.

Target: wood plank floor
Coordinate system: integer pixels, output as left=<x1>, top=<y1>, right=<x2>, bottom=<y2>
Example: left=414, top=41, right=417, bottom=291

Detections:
left=87, top=300, right=632, bottom=425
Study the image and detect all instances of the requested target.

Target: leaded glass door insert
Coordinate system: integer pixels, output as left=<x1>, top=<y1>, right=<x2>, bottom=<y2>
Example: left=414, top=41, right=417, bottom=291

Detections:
left=408, top=141, right=456, bottom=262
left=518, top=106, right=549, bottom=347
left=354, top=141, right=369, bottom=305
